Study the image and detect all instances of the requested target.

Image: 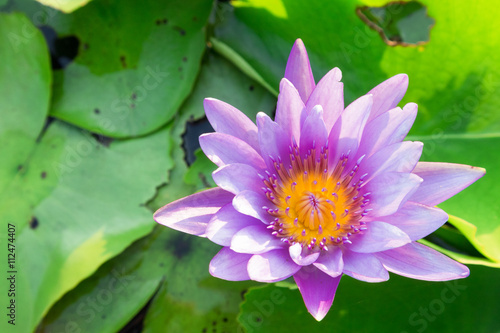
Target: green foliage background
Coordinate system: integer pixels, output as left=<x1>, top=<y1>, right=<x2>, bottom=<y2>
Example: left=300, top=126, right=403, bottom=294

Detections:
left=0, top=0, right=498, bottom=332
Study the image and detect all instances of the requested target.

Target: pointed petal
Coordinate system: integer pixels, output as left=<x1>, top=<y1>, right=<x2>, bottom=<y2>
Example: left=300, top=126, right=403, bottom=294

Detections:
left=313, top=247, right=344, bottom=277
left=347, top=221, right=411, bottom=253
left=382, top=201, right=449, bottom=241
left=364, top=172, right=423, bottom=217
left=257, top=112, right=291, bottom=170
left=293, top=267, right=342, bottom=321
left=247, top=249, right=301, bottom=282
left=206, top=203, right=262, bottom=246
left=209, top=247, right=252, bottom=281
left=328, top=94, right=372, bottom=168
left=153, top=188, right=234, bottom=237
left=410, top=162, right=486, bottom=206
left=233, top=190, right=275, bottom=223
left=212, top=163, right=262, bottom=195
left=289, top=243, right=320, bottom=266
left=203, top=98, right=259, bottom=152
left=342, top=250, right=389, bottom=282
left=231, top=225, right=284, bottom=254
left=305, top=68, right=343, bottom=132
left=367, top=74, right=408, bottom=121
left=358, top=103, right=417, bottom=158
left=300, top=105, right=328, bottom=157
left=284, top=38, right=316, bottom=102
left=358, top=141, right=423, bottom=183
left=376, top=242, right=470, bottom=281
left=199, top=133, right=266, bottom=170
left=275, top=78, right=306, bottom=142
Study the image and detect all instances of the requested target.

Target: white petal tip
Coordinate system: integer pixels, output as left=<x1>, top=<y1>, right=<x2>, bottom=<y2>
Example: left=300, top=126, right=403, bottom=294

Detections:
left=310, top=104, right=324, bottom=114
left=311, top=310, right=328, bottom=321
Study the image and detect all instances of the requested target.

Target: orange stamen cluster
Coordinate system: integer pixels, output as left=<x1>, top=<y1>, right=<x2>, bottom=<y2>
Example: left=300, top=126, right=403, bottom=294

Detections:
left=261, top=141, right=370, bottom=251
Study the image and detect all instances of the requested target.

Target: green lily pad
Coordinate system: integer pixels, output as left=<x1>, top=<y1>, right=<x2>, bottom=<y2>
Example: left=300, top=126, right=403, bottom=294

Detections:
left=37, top=50, right=275, bottom=332
left=419, top=239, right=500, bottom=269
left=0, top=12, right=50, bottom=332
left=0, top=12, right=51, bottom=195
left=238, top=265, right=500, bottom=332
left=0, top=120, right=170, bottom=333
left=143, top=50, right=277, bottom=332
left=214, top=0, right=500, bottom=135
left=0, top=24, right=171, bottom=329
left=35, top=0, right=92, bottom=13
left=142, top=229, right=258, bottom=333
left=23, top=0, right=213, bottom=138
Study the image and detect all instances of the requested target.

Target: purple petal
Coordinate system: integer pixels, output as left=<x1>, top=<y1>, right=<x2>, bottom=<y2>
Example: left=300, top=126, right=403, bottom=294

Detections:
left=203, top=98, right=260, bottom=152
left=305, top=68, right=343, bottom=132
left=289, top=243, right=320, bottom=266
left=346, top=221, right=411, bottom=253
left=212, top=163, right=262, bottom=195
left=284, top=38, right=316, bottom=103
left=209, top=247, right=252, bottom=281
left=328, top=94, right=372, bottom=168
left=206, top=203, right=262, bottom=246
left=247, top=249, right=301, bottom=282
left=257, top=112, right=291, bottom=170
left=232, top=190, right=275, bottom=223
left=357, top=103, right=417, bottom=158
left=367, top=74, right=408, bottom=122
left=410, top=162, right=486, bottom=206
left=299, top=105, right=328, bottom=158
left=382, top=201, right=448, bottom=241
left=153, top=188, right=234, bottom=237
left=275, top=78, right=306, bottom=142
left=199, top=133, right=266, bottom=170
left=375, top=242, right=470, bottom=281
left=364, top=172, right=423, bottom=217
left=231, top=225, right=284, bottom=254
left=313, top=247, right=344, bottom=277
left=293, top=267, right=342, bottom=321
left=342, top=250, right=389, bottom=282
left=358, top=141, right=423, bottom=183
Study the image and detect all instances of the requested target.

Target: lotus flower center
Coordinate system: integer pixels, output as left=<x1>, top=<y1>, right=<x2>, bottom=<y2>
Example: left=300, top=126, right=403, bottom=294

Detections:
left=261, top=142, right=369, bottom=250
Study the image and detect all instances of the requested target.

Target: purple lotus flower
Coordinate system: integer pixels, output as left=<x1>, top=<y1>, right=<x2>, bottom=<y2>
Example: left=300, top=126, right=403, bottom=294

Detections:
left=154, top=39, right=485, bottom=321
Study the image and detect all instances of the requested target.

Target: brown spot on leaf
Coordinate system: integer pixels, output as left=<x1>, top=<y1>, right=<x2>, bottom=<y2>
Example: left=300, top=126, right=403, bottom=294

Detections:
left=30, top=216, right=39, bottom=229
left=120, top=55, right=127, bottom=68
left=94, top=108, right=100, bottom=114
left=182, top=56, right=187, bottom=62
left=131, top=93, right=137, bottom=100
left=155, top=18, right=168, bottom=25
left=249, top=85, right=254, bottom=91
left=41, top=171, right=47, bottom=179
left=173, top=26, right=186, bottom=36
left=168, top=233, right=193, bottom=258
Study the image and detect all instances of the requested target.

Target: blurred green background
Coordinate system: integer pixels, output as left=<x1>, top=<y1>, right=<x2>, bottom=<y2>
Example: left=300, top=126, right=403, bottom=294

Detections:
left=0, top=0, right=499, bottom=332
